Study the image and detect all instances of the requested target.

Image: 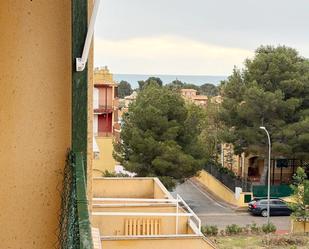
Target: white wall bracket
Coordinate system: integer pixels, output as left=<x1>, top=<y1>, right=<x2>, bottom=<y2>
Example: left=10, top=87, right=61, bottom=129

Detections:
left=76, top=0, right=101, bottom=71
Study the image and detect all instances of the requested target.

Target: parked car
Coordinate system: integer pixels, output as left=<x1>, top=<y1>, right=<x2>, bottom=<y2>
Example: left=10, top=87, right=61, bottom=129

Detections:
left=248, top=198, right=292, bottom=217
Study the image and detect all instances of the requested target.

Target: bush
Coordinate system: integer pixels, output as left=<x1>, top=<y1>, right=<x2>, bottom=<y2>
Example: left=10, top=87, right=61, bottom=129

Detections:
left=158, top=176, right=177, bottom=191
left=201, top=225, right=219, bottom=236
left=225, top=224, right=242, bottom=235
left=262, top=223, right=276, bottom=234
left=101, top=170, right=130, bottom=177
left=250, top=222, right=262, bottom=234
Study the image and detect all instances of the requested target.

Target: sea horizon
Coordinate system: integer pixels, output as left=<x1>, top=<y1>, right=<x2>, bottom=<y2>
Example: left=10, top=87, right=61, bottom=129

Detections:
left=113, top=73, right=227, bottom=89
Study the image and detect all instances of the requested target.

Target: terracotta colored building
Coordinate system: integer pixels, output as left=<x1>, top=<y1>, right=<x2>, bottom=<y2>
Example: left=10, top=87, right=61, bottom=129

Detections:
left=93, top=66, right=119, bottom=137
left=181, top=89, right=208, bottom=107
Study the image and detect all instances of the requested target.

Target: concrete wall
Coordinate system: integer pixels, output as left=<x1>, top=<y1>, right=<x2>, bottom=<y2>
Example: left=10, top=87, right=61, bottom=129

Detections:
left=101, top=237, right=216, bottom=249
left=93, top=137, right=116, bottom=173
left=0, top=1, right=71, bottom=248
left=196, top=170, right=252, bottom=207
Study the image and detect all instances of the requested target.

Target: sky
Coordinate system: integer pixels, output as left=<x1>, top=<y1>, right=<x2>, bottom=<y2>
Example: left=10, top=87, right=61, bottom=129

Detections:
left=94, top=0, right=309, bottom=76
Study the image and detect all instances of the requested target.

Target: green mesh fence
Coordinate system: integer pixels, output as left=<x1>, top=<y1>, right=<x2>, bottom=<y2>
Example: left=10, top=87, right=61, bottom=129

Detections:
left=59, top=150, right=93, bottom=249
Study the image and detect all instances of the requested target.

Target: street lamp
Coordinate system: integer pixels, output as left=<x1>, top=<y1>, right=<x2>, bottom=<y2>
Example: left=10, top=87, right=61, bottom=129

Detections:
left=260, top=126, right=271, bottom=225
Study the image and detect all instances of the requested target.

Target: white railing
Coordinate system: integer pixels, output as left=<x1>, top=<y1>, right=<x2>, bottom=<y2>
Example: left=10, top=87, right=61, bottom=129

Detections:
left=92, top=195, right=202, bottom=236
left=177, top=194, right=202, bottom=235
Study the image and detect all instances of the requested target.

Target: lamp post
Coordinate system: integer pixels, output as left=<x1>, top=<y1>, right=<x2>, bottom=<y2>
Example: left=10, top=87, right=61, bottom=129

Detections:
left=260, top=126, right=271, bottom=225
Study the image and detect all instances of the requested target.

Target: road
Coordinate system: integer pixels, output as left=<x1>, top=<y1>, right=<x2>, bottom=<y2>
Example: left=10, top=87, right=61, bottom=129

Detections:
left=171, top=180, right=290, bottom=231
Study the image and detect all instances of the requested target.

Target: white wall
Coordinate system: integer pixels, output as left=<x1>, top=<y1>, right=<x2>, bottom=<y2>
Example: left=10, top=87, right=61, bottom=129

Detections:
left=93, top=114, right=98, bottom=135
left=93, top=87, right=99, bottom=109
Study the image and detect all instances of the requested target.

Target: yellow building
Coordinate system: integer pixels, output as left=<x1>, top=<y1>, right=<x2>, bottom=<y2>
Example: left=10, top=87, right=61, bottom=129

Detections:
left=1, top=2, right=217, bottom=249
left=0, top=1, right=94, bottom=248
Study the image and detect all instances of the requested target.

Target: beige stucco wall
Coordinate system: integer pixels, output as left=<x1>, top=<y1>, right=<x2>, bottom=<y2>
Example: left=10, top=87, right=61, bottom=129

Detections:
left=196, top=170, right=253, bottom=207
left=0, top=1, right=71, bottom=248
left=92, top=178, right=172, bottom=199
left=93, top=137, right=116, bottom=173
left=93, top=178, right=155, bottom=198
left=101, top=237, right=216, bottom=249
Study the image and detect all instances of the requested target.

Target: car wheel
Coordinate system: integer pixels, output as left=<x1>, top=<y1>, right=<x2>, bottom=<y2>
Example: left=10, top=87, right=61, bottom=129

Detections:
left=261, top=210, right=268, bottom=217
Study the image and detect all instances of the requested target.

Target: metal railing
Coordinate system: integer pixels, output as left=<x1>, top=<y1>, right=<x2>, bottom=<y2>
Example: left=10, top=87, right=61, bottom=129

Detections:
left=92, top=195, right=202, bottom=236
left=59, top=150, right=93, bottom=249
left=204, top=163, right=252, bottom=192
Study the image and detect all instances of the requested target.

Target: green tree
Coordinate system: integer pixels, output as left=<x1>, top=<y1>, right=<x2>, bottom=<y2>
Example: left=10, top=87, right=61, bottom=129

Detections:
left=219, top=45, right=309, bottom=158
left=114, top=84, right=205, bottom=189
left=200, top=83, right=219, bottom=96
left=118, top=80, right=133, bottom=98
left=165, top=80, right=200, bottom=93
left=138, top=77, right=163, bottom=90
left=289, top=167, right=309, bottom=219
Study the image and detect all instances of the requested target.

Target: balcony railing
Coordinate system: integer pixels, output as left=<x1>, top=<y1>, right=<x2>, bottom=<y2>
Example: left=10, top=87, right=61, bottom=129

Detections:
left=59, top=150, right=93, bottom=249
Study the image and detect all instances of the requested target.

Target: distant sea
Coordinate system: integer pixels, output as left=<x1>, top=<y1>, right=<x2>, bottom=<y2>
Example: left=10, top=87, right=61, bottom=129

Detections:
left=113, top=74, right=227, bottom=89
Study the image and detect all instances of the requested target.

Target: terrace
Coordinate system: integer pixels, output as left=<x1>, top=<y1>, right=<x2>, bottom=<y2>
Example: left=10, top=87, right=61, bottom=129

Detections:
left=91, top=177, right=216, bottom=249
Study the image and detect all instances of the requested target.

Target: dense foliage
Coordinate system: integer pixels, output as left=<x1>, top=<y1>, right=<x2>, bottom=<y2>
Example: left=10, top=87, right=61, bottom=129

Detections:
left=118, top=80, right=133, bottom=98
left=165, top=80, right=218, bottom=96
left=114, top=84, right=207, bottom=189
left=138, top=77, right=163, bottom=90
left=289, top=167, right=309, bottom=219
left=219, top=45, right=309, bottom=158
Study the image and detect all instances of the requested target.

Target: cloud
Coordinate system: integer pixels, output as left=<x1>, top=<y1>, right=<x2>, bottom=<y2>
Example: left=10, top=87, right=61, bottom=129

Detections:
left=94, top=36, right=253, bottom=75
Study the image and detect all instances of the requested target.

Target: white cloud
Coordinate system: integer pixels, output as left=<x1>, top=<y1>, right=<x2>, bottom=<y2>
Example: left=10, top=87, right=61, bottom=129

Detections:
left=94, top=36, right=253, bottom=75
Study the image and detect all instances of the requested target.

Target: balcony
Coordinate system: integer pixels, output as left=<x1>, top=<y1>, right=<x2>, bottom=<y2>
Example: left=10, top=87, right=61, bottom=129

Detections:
left=94, top=105, right=114, bottom=114
left=91, top=177, right=216, bottom=249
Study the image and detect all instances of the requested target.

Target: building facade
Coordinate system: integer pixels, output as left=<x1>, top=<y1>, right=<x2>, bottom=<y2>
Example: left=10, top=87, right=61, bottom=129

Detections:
left=181, top=89, right=208, bottom=107
left=93, top=67, right=119, bottom=175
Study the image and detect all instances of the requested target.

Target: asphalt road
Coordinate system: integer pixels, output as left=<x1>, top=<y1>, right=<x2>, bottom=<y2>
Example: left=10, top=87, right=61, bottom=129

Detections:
left=171, top=180, right=290, bottom=231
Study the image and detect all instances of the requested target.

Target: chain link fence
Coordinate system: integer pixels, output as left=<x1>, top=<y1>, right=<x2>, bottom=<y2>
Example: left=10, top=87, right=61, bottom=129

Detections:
left=58, top=150, right=93, bottom=249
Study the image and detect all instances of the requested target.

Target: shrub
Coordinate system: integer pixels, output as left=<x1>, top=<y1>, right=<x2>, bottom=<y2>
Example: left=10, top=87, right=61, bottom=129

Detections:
left=262, top=223, right=276, bottom=234
left=101, top=170, right=130, bottom=177
left=250, top=222, right=262, bottom=234
left=158, top=176, right=177, bottom=191
left=225, top=224, right=242, bottom=235
left=201, top=225, right=219, bottom=236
